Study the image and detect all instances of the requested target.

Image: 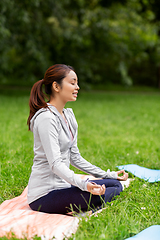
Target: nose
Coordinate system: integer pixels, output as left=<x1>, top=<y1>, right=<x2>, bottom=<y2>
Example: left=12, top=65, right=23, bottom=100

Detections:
left=76, top=84, right=80, bottom=90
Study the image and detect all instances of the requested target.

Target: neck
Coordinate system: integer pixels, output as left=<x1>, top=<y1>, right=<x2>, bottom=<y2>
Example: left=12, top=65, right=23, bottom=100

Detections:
left=49, top=96, right=65, bottom=116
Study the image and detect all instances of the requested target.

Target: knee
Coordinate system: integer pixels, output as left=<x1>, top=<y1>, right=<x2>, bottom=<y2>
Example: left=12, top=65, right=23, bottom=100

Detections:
left=116, top=180, right=123, bottom=193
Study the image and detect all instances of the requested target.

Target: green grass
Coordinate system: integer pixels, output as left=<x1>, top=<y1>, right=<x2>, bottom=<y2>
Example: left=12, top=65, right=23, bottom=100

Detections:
left=0, top=89, right=160, bottom=239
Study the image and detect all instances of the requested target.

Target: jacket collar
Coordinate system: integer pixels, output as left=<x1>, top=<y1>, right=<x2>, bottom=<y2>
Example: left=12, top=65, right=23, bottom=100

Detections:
left=47, top=104, right=74, bottom=142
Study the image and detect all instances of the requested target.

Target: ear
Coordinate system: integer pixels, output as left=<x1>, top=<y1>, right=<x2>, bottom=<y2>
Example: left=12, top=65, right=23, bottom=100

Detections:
left=52, top=81, right=60, bottom=92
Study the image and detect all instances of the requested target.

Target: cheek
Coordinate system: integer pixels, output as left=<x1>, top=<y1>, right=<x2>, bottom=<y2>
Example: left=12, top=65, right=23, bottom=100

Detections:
left=61, top=83, right=74, bottom=95
left=61, top=87, right=72, bottom=97
left=66, top=84, right=74, bottom=92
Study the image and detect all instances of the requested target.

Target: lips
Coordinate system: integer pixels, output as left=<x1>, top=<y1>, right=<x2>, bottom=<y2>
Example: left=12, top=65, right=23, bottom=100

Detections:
left=73, top=92, right=78, bottom=97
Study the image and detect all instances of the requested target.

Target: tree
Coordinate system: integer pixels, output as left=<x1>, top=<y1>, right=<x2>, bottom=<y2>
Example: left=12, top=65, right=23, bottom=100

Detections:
left=0, top=0, right=160, bottom=88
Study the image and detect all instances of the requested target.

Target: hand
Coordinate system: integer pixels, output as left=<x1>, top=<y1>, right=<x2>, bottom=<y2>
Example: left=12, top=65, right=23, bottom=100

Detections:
left=117, top=169, right=128, bottom=181
left=87, top=182, right=106, bottom=195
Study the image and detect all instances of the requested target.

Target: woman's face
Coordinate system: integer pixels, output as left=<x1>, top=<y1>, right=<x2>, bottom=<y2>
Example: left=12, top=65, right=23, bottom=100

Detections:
left=59, top=70, right=80, bottom=103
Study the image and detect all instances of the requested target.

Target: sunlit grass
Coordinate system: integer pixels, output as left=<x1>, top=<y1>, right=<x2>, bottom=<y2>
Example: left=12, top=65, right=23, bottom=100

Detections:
left=0, top=89, right=160, bottom=239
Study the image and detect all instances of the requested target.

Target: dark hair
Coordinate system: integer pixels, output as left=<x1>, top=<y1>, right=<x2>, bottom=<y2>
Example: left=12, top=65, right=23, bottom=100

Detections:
left=27, top=64, right=74, bottom=130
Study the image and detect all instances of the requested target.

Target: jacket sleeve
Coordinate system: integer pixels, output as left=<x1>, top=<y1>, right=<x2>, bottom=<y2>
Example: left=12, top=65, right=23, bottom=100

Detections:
left=70, top=138, right=117, bottom=179
left=37, top=113, right=88, bottom=191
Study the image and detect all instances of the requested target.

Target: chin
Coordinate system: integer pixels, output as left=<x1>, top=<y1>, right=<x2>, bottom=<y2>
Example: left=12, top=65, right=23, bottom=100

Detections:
left=69, top=98, right=77, bottom=102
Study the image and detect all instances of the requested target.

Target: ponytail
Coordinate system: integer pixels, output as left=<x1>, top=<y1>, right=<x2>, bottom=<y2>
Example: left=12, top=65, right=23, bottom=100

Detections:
left=27, top=79, right=48, bottom=130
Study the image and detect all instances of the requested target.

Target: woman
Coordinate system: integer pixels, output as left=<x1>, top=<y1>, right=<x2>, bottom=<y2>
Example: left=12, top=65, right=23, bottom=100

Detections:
left=27, top=64, right=128, bottom=214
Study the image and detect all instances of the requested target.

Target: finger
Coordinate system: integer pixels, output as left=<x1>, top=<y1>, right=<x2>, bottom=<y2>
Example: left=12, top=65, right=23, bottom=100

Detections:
left=125, top=173, right=128, bottom=179
left=117, top=169, right=124, bottom=175
left=91, top=185, right=102, bottom=194
left=87, top=182, right=99, bottom=192
left=101, top=184, right=106, bottom=194
left=94, top=185, right=106, bottom=195
left=91, top=184, right=102, bottom=189
left=122, top=173, right=128, bottom=180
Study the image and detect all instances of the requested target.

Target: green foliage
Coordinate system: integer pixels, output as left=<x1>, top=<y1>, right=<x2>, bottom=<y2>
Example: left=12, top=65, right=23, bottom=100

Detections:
left=0, top=0, right=160, bottom=87
left=0, top=0, right=54, bottom=85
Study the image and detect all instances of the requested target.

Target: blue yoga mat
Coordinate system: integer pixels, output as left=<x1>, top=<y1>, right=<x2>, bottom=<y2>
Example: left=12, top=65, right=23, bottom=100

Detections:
left=125, top=225, right=160, bottom=240
left=117, top=164, right=160, bottom=182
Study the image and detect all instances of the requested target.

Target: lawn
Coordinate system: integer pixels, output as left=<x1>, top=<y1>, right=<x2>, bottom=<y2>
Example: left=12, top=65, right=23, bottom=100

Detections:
left=0, top=88, right=160, bottom=239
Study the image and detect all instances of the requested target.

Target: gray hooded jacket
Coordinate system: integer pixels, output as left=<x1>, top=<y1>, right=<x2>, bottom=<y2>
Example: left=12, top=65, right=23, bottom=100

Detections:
left=27, top=104, right=117, bottom=204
